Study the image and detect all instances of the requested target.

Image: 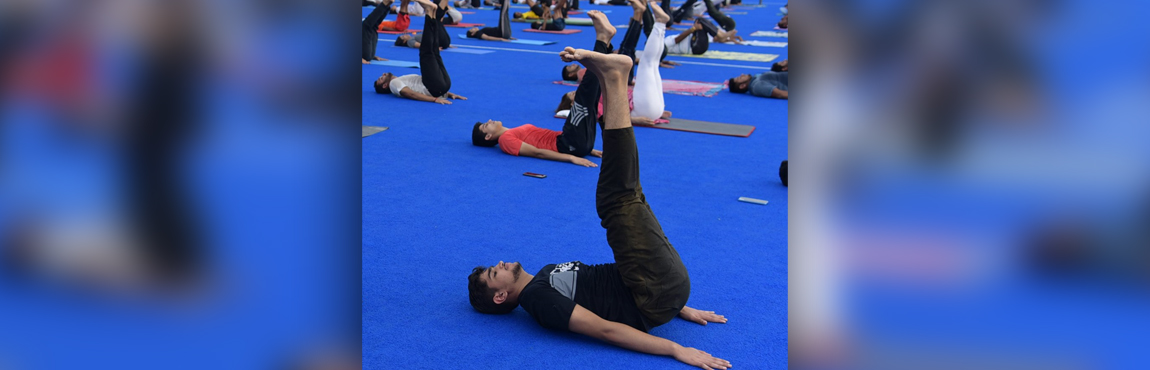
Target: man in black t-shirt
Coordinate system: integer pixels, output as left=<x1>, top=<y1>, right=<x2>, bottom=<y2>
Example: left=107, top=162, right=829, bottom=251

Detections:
left=466, top=28, right=731, bottom=370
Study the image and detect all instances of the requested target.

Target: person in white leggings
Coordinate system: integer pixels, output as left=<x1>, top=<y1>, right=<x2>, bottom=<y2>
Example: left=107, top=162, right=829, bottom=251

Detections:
left=630, top=1, right=670, bottom=121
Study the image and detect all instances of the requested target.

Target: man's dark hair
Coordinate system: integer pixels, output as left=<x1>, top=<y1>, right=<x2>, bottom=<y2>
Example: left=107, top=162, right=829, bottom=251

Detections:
left=468, top=266, right=516, bottom=314
left=466, top=29, right=480, bottom=38
left=561, top=65, right=578, bottom=81
left=472, top=122, right=499, bottom=147
left=728, top=78, right=749, bottom=94
left=394, top=37, right=407, bottom=47
left=374, top=79, right=390, bottom=94
left=771, top=62, right=784, bottom=72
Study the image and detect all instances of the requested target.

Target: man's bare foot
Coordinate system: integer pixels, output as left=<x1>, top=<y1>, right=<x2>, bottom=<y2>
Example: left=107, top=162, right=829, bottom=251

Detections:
left=412, top=0, right=437, bottom=14
left=362, top=59, right=370, bottom=64
left=649, top=1, right=670, bottom=24
left=587, top=11, right=615, bottom=42
left=374, top=56, right=387, bottom=61
left=559, top=47, right=632, bottom=79
left=630, top=0, right=646, bottom=18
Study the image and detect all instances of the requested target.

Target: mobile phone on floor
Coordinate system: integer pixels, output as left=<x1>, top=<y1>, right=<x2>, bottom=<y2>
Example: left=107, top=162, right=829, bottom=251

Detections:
left=524, top=172, right=546, bottom=179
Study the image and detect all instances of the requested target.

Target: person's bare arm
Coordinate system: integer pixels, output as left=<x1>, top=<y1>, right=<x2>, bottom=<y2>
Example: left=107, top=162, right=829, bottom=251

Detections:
left=770, top=88, right=788, bottom=99
left=411, top=41, right=421, bottom=48
left=673, top=29, right=694, bottom=44
left=399, top=87, right=452, bottom=104
left=568, top=305, right=731, bottom=369
left=444, top=92, right=468, bottom=100
left=480, top=34, right=511, bottom=42
left=519, top=142, right=597, bottom=167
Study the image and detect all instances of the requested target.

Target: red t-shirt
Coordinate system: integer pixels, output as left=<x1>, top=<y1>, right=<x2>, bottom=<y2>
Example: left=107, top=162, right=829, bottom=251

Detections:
left=499, top=124, right=561, bottom=156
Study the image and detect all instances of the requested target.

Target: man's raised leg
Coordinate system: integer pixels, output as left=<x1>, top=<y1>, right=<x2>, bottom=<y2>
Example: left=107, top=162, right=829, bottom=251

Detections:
left=556, top=10, right=613, bottom=157
left=415, top=0, right=452, bottom=96
left=559, top=45, right=690, bottom=329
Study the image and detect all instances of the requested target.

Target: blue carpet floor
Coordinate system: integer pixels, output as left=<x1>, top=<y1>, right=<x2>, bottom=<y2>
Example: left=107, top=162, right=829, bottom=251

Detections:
left=362, top=2, right=787, bottom=369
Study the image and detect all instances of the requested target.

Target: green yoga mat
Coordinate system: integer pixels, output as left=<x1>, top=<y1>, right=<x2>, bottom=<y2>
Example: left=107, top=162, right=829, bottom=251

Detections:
left=362, top=126, right=389, bottom=138
left=672, top=51, right=779, bottom=62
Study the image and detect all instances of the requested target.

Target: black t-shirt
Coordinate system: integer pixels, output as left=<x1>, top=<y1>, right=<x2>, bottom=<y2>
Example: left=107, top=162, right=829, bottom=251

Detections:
left=467, top=27, right=503, bottom=39
left=518, top=262, right=650, bottom=332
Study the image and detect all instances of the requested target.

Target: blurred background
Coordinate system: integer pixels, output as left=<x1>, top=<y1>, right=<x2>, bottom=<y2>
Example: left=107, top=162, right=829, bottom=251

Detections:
left=792, top=0, right=1150, bottom=369
left=0, top=0, right=359, bottom=369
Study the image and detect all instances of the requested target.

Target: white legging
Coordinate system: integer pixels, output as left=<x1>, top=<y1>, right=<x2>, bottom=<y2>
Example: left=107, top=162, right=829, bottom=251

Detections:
left=631, top=23, right=666, bottom=120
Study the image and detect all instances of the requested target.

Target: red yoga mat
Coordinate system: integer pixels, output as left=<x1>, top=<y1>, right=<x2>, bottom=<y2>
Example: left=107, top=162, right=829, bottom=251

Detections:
left=522, top=28, right=582, bottom=34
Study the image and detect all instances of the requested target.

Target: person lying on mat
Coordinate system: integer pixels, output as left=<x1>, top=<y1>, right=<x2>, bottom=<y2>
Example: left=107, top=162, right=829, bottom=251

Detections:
left=665, top=18, right=741, bottom=56
left=362, top=0, right=396, bottom=63
left=562, top=2, right=674, bottom=123
left=454, top=0, right=481, bottom=8
left=467, top=44, right=731, bottom=370
left=373, top=0, right=469, bottom=104
left=728, top=70, right=788, bottom=99
left=471, top=119, right=602, bottom=167
left=472, top=9, right=629, bottom=166
left=394, top=31, right=453, bottom=50
left=771, top=59, right=788, bottom=72
left=561, top=0, right=659, bottom=84
left=465, top=0, right=516, bottom=41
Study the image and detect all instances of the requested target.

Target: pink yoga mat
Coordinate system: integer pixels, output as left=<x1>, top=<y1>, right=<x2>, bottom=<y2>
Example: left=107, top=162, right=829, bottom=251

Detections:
left=377, top=29, right=420, bottom=34
left=522, top=28, right=582, bottom=34
left=445, top=22, right=485, bottom=27
left=552, top=79, right=727, bottom=97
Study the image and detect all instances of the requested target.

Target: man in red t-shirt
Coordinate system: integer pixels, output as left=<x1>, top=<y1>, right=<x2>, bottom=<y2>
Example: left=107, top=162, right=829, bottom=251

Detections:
left=472, top=120, right=602, bottom=167
left=471, top=10, right=625, bottom=168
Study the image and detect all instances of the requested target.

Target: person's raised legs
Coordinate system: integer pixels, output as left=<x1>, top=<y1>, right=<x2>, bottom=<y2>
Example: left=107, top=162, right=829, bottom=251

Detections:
left=588, top=10, right=616, bottom=46
left=559, top=47, right=633, bottom=131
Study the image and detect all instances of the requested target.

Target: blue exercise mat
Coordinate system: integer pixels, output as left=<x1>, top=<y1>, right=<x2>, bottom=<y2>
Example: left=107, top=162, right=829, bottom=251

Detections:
left=457, top=35, right=555, bottom=45
left=445, top=48, right=495, bottom=54
left=368, top=60, right=421, bottom=68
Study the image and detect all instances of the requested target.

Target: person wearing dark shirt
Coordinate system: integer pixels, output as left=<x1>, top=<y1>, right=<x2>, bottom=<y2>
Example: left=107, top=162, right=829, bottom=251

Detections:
left=465, top=0, right=515, bottom=41
left=362, top=0, right=396, bottom=63
left=467, top=44, right=731, bottom=370
left=728, top=71, right=788, bottom=99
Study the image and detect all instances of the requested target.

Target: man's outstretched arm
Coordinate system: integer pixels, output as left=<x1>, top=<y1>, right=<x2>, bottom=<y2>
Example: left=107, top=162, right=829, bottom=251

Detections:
left=518, top=142, right=598, bottom=167
left=568, top=305, right=731, bottom=369
left=398, top=87, right=452, bottom=104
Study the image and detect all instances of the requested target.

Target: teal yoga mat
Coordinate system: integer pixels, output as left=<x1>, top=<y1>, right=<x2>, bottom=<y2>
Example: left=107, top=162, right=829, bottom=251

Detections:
left=368, top=60, right=420, bottom=68
left=457, top=35, right=555, bottom=45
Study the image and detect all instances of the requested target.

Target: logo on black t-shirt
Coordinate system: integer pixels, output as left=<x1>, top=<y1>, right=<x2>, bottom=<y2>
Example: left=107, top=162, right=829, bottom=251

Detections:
left=551, top=261, right=581, bottom=274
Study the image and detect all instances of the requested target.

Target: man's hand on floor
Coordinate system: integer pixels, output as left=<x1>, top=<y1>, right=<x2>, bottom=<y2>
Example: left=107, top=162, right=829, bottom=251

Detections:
left=679, top=306, right=727, bottom=325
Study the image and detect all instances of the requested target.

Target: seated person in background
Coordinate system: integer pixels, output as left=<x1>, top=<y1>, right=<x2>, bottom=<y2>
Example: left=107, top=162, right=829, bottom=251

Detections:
left=531, top=6, right=567, bottom=31
left=728, top=71, right=788, bottom=99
